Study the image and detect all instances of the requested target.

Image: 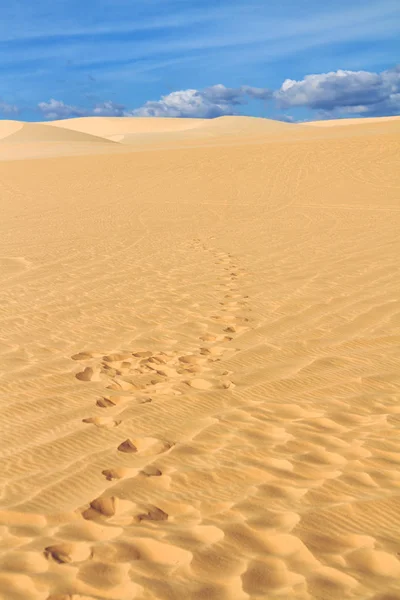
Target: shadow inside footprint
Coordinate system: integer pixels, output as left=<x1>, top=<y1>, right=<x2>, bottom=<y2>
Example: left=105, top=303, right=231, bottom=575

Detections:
left=140, top=466, right=162, bottom=477
left=118, top=439, right=138, bottom=453
left=137, top=506, right=168, bottom=522
left=82, top=417, right=121, bottom=428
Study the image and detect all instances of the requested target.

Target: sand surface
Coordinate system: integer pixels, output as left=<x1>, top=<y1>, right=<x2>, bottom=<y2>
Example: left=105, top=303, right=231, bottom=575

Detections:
left=0, top=114, right=400, bottom=600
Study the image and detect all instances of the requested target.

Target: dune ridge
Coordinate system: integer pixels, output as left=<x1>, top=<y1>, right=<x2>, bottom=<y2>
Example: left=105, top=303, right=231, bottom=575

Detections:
left=306, top=115, right=400, bottom=127
left=1, top=115, right=399, bottom=162
left=0, top=114, right=399, bottom=599
left=0, top=121, right=117, bottom=144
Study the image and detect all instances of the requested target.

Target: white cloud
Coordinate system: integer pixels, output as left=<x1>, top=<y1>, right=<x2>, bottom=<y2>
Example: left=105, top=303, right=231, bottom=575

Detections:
left=274, top=65, right=400, bottom=116
left=37, top=98, right=128, bottom=119
left=129, top=84, right=271, bottom=118
left=37, top=98, right=86, bottom=119
left=36, top=84, right=271, bottom=121
left=128, top=89, right=230, bottom=118
left=92, top=101, right=126, bottom=116
left=34, top=67, right=400, bottom=122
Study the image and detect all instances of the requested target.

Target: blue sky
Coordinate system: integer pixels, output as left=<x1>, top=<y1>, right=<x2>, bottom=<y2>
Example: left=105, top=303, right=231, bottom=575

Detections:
left=1, top=0, right=399, bottom=122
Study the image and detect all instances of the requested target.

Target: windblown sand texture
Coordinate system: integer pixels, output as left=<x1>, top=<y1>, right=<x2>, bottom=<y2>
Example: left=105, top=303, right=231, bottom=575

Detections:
left=0, top=114, right=400, bottom=600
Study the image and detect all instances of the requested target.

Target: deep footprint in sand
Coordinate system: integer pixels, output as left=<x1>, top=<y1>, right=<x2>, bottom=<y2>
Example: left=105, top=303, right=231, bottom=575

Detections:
left=82, top=417, right=121, bottom=428
left=102, top=467, right=138, bottom=481
left=96, top=394, right=152, bottom=408
left=44, top=542, right=93, bottom=564
left=186, top=378, right=215, bottom=390
left=75, top=366, right=102, bottom=382
left=140, top=465, right=163, bottom=477
left=71, top=352, right=98, bottom=361
left=83, top=496, right=134, bottom=520
left=137, top=506, right=168, bottom=522
left=117, top=437, right=174, bottom=456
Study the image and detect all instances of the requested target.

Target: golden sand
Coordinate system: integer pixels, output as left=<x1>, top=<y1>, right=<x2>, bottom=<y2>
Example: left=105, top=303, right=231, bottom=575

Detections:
left=0, top=115, right=399, bottom=599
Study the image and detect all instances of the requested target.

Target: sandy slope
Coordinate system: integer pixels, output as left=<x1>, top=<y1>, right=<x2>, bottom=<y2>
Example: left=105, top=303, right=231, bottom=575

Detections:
left=47, top=116, right=206, bottom=135
left=307, top=115, right=400, bottom=127
left=0, top=115, right=400, bottom=600
left=0, top=120, right=24, bottom=139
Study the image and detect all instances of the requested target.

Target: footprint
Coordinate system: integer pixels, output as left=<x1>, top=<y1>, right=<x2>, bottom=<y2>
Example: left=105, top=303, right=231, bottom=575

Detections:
left=146, top=354, right=171, bottom=365
left=44, top=542, right=92, bottom=564
left=82, top=417, right=121, bottom=428
left=221, top=380, right=236, bottom=390
left=179, top=354, right=204, bottom=365
left=224, top=326, right=238, bottom=333
left=117, top=438, right=173, bottom=456
left=71, top=352, right=96, bottom=361
left=100, top=364, right=119, bottom=378
left=200, top=346, right=225, bottom=356
left=117, top=439, right=138, bottom=453
left=103, top=353, right=133, bottom=362
left=102, top=467, right=136, bottom=481
left=199, top=334, right=218, bottom=342
left=186, top=379, right=214, bottom=390
left=148, top=365, right=180, bottom=378
left=140, top=465, right=163, bottom=477
left=76, top=367, right=101, bottom=382
left=84, top=496, right=133, bottom=520
left=106, top=378, right=140, bottom=392
left=181, top=365, right=203, bottom=374
left=132, top=351, right=153, bottom=358
left=96, top=394, right=151, bottom=408
left=137, top=506, right=168, bottom=522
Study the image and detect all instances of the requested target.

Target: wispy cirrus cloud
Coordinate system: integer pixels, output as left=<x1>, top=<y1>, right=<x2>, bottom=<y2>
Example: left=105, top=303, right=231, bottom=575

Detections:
left=2, top=1, right=399, bottom=75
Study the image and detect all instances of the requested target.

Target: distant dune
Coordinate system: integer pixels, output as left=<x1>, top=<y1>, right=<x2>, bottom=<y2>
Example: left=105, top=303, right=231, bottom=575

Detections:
left=0, top=120, right=24, bottom=140
left=1, top=114, right=398, bottom=161
left=48, top=116, right=206, bottom=137
left=307, top=115, right=400, bottom=126
left=1, top=115, right=304, bottom=160
left=0, top=121, right=116, bottom=144
left=194, top=114, right=300, bottom=134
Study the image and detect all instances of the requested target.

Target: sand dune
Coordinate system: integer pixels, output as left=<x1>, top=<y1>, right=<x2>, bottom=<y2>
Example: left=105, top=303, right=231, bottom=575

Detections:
left=0, top=120, right=24, bottom=140
left=307, top=115, right=400, bottom=127
left=48, top=116, right=206, bottom=136
left=0, top=115, right=400, bottom=600
left=0, top=121, right=116, bottom=144
left=2, top=115, right=398, bottom=161
left=49, top=115, right=302, bottom=146
left=194, top=114, right=300, bottom=134
left=0, top=121, right=120, bottom=161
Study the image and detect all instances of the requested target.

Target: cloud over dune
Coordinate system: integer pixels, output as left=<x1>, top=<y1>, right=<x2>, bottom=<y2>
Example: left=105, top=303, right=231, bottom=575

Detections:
left=37, top=85, right=272, bottom=120
left=128, top=85, right=271, bottom=118
left=38, top=99, right=86, bottom=120
left=275, top=65, right=400, bottom=117
left=36, top=66, right=399, bottom=121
